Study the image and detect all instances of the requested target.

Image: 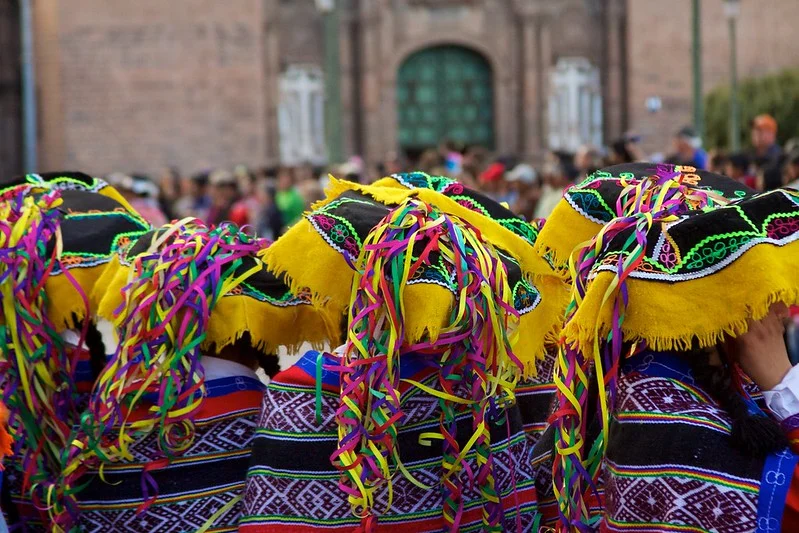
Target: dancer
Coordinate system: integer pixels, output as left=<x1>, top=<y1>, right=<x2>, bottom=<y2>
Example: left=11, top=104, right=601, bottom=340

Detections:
left=242, top=172, right=557, bottom=531
left=547, top=166, right=799, bottom=531
left=60, top=220, right=331, bottom=532
left=0, top=188, right=150, bottom=531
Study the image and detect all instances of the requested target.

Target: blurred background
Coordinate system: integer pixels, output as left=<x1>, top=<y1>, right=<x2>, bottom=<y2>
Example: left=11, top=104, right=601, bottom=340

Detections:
left=1, top=0, right=798, bottom=229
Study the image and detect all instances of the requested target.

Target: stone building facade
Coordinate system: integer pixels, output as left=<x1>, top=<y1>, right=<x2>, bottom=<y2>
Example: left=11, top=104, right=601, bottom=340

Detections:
left=1, top=0, right=797, bottom=176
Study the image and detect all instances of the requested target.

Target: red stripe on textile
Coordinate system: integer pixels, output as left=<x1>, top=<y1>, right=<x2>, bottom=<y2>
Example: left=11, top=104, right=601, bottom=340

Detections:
left=122, top=390, right=263, bottom=423
left=239, top=486, right=536, bottom=532
left=274, top=362, right=437, bottom=394
left=783, top=465, right=799, bottom=532
left=195, top=390, right=263, bottom=419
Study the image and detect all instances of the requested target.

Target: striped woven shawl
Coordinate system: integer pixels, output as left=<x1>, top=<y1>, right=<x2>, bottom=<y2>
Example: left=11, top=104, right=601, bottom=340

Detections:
left=241, top=351, right=538, bottom=532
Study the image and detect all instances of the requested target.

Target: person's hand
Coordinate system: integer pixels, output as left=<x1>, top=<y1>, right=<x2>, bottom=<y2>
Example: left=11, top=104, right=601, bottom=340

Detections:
left=725, top=304, right=792, bottom=391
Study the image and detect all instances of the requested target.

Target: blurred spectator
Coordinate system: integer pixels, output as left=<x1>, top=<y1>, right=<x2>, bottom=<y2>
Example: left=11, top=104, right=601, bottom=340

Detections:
left=207, top=170, right=244, bottom=226
left=275, top=167, right=306, bottom=229
left=725, top=152, right=757, bottom=190
left=751, top=114, right=784, bottom=191
left=439, top=139, right=464, bottom=176
left=608, top=137, right=636, bottom=165
left=382, top=151, right=406, bottom=177
left=667, top=126, right=707, bottom=169
left=339, top=159, right=363, bottom=184
left=108, top=172, right=168, bottom=227
left=418, top=149, right=443, bottom=174
left=478, top=160, right=507, bottom=200
left=296, top=165, right=325, bottom=207
left=506, top=163, right=540, bottom=220
left=174, top=171, right=211, bottom=221
left=534, top=154, right=574, bottom=219
left=708, top=151, right=729, bottom=174
left=574, top=145, right=603, bottom=180
left=784, top=153, right=799, bottom=189
left=254, top=179, right=284, bottom=240
left=157, top=167, right=181, bottom=220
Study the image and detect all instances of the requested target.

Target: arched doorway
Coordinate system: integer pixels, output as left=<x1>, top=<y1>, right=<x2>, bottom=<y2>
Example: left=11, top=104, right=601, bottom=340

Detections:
left=396, top=45, right=493, bottom=157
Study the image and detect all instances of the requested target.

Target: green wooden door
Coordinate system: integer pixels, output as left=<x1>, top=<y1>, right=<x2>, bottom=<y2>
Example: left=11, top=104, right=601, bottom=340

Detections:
left=397, top=45, right=494, bottom=151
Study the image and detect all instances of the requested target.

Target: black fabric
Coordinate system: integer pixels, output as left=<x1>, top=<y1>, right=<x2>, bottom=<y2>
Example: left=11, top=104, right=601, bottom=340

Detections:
left=516, top=391, right=555, bottom=427
left=253, top=406, right=524, bottom=472
left=0, top=171, right=100, bottom=193
left=605, top=418, right=765, bottom=481
left=42, top=190, right=149, bottom=259
left=124, top=228, right=296, bottom=302
left=596, top=187, right=799, bottom=279
left=77, top=455, right=250, bottom=502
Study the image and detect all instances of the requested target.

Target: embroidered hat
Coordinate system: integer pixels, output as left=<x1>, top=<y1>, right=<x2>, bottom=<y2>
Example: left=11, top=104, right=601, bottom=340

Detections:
left=0, top=189, right=150, bottom=527
left=534, top=162, right=755, bottom=276
left=550, top=166, right=799, bottom=528
left=262, top=172, right=555, bottom=375
left=0, top=171, right=139, bottom=215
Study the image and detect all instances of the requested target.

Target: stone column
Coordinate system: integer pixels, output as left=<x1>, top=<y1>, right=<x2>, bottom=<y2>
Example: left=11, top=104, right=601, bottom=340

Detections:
left=262, top=0, right=281, bottom=166
left=604, top=0, right=625, bottom=141
left=521, top=13, right=539, bottom=159
left=537, top=14, right=552, bottom=152
left=359, top=2, right=384, bottom=166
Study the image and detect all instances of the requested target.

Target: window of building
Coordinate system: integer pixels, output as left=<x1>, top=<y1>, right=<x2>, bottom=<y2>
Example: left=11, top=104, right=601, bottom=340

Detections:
left=278, top=64, right=326, bottom=165
left=548, top=57, right=602, bottom=152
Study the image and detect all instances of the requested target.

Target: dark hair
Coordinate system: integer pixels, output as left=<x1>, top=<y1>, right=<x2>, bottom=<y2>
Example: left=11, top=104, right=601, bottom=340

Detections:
left=728, top=152, right=750, bottom=172
left=191, top=172, right=210, bottom=188
left=687, top=347, right=787, bottom=457
left=256, top=352, right=281, bottom=378
left=611, top=139, right=634, bottom=163
left=710, top=152, right=729, bottom=170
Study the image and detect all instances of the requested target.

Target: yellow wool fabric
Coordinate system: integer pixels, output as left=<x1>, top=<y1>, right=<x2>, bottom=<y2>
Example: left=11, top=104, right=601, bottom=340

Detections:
left=532, top=197, right=605, bottom=279
left=95, top=252, right=335, bottom=354
left=261, top=178, right=557, bottom=375
left=45, top=265, right=107, bottom=333
left=319, top=178, right=543, bottom=277
left=260, top=217, right=352, bottom=309
left=564, top=239, right=799, bottom=351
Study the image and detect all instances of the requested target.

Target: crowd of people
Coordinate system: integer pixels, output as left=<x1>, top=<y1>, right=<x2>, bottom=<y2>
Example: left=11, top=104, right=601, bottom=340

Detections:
left=107, top=114, right=799, bottom=248
left=3, top=113, right=799, bottom=533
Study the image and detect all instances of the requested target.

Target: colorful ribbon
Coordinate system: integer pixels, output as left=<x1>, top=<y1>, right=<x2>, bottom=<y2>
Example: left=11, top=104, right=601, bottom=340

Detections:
left=331, top=198, right=523, bottom=532
left=551, top=166, right=716, bottom=530
left=56, top=220, right=266, bottom=531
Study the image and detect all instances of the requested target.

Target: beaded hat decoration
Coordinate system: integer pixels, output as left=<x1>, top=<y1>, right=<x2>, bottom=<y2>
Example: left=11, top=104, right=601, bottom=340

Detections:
left=332, top=198, right=523, bottom=532
left=0, top=189, right=148, bottom=529
left=95, top=220, right=334, bottom=354
left=534, top=162, right=755, bottom=277
left=550, top=167, right=799, bottom=529
left=375, top=171, right=542, bottom=247
left=262, top=173, right=557, bottom=374
left=0, top=171, right=138, bottom=215
left=57, top=220, right=329, bottom=529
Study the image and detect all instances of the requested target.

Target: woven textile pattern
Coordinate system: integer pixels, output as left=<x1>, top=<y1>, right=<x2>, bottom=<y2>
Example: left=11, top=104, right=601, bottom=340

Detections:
left=604, top=371, right=764, bottom=532
left=75, top=397, right=261, bottom=532
left=241, top=372, right=537, bottom=532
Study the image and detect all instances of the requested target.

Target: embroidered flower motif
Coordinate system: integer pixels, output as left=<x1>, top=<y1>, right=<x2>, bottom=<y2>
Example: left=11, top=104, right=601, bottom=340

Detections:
left=659, top=240, right=677, bottom=269
left=766, top=217, right=799, bottom=239
left=330, top=223, right=349, bottom=243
